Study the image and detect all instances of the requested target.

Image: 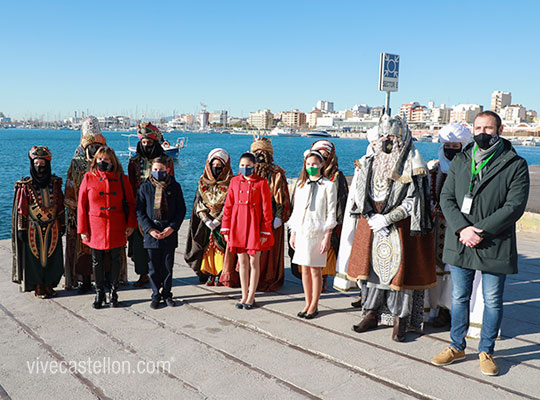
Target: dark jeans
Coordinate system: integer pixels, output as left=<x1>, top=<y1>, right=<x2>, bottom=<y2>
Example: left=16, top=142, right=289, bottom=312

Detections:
left=91, top=247, right=122, bottom=292
left=147, top=248, right=175, bottom=301
left=450, top=265, right=506, bottom=354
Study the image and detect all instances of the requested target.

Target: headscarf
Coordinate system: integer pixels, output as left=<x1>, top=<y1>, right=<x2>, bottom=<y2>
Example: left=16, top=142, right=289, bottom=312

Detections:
left=198, top=148, right=233, bottom=215
left=310, top=139, right=338, bottom=178
left=437, top=123, right=472, bottom=173
left=28, top=146, right=52, bottom=188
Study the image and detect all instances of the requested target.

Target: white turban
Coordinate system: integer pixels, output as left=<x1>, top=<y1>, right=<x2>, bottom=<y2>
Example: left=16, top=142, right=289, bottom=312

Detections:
left=207, top=148, right=229, bottom=164
left=438, top=123, right=472, bottom=173
left=311, top=140, right=334, bottom=153
left=438, top=123, right=472, bottom=144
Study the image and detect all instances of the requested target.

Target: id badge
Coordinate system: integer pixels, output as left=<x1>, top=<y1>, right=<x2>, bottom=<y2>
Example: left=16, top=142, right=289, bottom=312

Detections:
left=461, top=194, right=473, bottom=215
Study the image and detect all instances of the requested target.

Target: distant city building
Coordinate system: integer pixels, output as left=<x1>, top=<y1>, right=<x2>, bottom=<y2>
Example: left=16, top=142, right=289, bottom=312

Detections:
left=399, top=102, right=420, bottom=121
left=316, top=100, right=334, bottom=113
left=248, top=109, right=273, bottom=129
left=491, top=90, right=511, bottom=114
left=500, top=104, right=526, bottom=125
left=282, top=109, right=306, bottom=128
left=199, top=110, right=209, bottom=129
left=370, top=106, right=384, bottom=119
left=209, top=110, right=228, bottom=126
left=450, top=104, right=483, bottom=123
left=307, top=109, right=323, bottom=128
left=352, top=104, right=370, bottom=118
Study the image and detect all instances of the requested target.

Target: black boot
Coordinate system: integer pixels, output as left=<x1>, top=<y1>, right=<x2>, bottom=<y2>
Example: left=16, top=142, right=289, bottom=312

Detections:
left=352, top=310, right=378, bottom=333
left=93, top=289, right=105, bottom=309
left=110, top=286, right=119, bottom=308
left=392, top=317, right=407, bottom=342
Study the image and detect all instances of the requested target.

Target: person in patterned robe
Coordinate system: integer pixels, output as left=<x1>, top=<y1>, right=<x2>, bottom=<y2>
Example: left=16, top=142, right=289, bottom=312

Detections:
left=128, top=122, right=174, bottom=287
left=185, top=148, right=233, bottom=285
left=12, top=146, right=65, bottom=298
left=64, top=116, right=107, bottom=291
left=425, top=123, right=472, bottom=328
left=346, top=115, right=436, bottom=342
left=250, top=137, right=291, bottom=292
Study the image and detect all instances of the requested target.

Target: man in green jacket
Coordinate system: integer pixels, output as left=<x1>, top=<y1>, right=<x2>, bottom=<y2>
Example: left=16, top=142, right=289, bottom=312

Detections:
left=431, top=111, right=529, bottom=376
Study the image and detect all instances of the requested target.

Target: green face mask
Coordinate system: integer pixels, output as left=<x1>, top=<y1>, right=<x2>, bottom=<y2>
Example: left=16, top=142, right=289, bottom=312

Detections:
left=306, top=167, right=319, bottom=176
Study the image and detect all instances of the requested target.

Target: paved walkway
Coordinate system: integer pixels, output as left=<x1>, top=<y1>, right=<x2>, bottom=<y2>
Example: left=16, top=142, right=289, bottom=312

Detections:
left=0, top=227, right=539, bottom=400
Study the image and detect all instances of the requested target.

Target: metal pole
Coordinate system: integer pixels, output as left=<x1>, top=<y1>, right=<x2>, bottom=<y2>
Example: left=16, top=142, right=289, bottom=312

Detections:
left=385, top=91, right=391, bottom=116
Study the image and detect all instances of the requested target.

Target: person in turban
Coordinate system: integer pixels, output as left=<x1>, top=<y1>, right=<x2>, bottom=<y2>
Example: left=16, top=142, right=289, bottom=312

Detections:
left=128, top=122, right=174, bottom=287
left=64, top=116, right=108, bottom=292
left=12, top=146, right=65, bottom=298
left=249, top=136, right=291, bottom=292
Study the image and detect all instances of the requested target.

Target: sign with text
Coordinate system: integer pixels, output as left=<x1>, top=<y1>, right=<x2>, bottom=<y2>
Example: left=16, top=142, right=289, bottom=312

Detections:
left=378, top=53, right=399, bottom=92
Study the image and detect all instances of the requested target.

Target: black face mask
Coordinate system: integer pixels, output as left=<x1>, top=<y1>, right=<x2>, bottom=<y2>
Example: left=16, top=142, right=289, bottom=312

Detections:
left=211, top=165, right=224, bottom=178
left=256, top=154, right=266, bottom=164
left=443, top=148, right=460, bottom=161
left=474, top=133, right=498, bottom=150
left=86, top=145, right=101, bottom=160
left=97, top=161, right=111, bottom=172
left=381, top=138, right=394, bottom=154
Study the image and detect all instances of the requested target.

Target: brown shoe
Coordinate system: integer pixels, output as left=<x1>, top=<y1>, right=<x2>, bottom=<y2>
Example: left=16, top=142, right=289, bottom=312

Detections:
left=432, top=347, right=466, bottom=366
left=34, top=284, right=47, bottom=299
left=352, top=310, right=378, bottom=333
left=479, top=352, right=498, bottom=376
left=351, top=296, right=362, bottom=308
left=133, top=274, right=149, bottom=287
left=392, top=317, right=407, bottom=342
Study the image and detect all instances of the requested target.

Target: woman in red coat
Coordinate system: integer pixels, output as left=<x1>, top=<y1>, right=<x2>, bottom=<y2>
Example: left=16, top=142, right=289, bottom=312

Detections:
left=78, top=146, right=137, bottom=309
left=221, top=152, right=273, bottom=309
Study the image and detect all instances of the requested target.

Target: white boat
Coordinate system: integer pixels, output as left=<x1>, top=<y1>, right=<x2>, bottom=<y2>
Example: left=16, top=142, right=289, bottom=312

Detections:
left=270, top=127, right=300, bottom=137
left=122, top=134, right=188, bottom=160
left=307, top=130, right=331, bottom=138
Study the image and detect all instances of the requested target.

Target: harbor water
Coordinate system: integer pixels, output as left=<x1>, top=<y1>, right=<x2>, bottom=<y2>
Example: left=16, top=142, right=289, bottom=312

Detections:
left=2, top=129, right=540, bottom=239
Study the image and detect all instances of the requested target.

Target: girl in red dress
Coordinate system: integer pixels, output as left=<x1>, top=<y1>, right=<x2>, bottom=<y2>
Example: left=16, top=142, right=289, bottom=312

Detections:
left=221, top=152, right=273, bottom=309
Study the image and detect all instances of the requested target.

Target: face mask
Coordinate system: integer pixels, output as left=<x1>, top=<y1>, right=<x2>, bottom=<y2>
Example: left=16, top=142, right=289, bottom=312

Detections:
left=151, top=170, right=168, bottom=181
left=239, top=166, right=254, bottom=177
left=306, top=167, right=319, bottom=176
left=381, top=138, right=394, bottom=154
left=86, top=145, right=101, bottom=159
left=474, top=133, right=498, bottom=150
left=35, top=165, right=46, bottom=175
left=256, top=154, right=266, bottom=164
left=211, top=165, right=224, bottom=178
left=443, top=148, right=460, bottom=161
left=97, top=161, right=111, bottom=172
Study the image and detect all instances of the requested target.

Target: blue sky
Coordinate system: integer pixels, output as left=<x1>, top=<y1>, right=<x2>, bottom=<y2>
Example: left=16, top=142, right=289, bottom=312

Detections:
left=2, top=0, right=539, bottom=120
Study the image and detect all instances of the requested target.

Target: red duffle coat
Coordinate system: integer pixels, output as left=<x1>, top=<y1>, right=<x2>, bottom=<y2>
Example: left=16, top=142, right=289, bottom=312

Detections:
left=77, top=170, right=137, bottom=250
left=221, top=173, right=274, bottom=254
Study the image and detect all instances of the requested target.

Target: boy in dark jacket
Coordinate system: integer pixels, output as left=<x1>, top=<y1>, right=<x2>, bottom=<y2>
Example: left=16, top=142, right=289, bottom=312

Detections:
left=136, top=157, right=186, bottom=309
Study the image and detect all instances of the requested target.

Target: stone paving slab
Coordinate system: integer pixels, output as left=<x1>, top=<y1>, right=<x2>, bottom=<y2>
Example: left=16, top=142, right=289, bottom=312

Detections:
left=0, top=226, right=539, bottom=400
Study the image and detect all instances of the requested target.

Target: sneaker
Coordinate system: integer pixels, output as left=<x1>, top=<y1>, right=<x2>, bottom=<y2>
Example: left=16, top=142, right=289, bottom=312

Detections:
left=165, top=298, right=176, bottom=307
left=431, top=347, right=466, bottom=366
left=479, top=352, right=498, bottom=376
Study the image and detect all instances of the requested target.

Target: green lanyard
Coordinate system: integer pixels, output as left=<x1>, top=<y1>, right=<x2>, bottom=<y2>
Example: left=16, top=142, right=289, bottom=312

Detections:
left=469, top=144, right=498, bottom=193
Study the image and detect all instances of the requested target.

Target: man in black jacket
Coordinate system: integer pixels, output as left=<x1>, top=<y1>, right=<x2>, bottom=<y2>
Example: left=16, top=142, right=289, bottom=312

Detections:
left=431, top=111, right=529, bottom=376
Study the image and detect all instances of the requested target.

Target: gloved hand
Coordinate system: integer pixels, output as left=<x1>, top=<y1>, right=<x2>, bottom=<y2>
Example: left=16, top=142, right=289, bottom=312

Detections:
left=368, top=214, right=389, bottom=232
left=273, top=217, right=282, bottom=229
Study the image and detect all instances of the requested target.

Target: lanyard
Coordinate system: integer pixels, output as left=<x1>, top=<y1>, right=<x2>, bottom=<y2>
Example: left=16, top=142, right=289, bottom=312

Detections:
left=469, top=144, right=498, bottom=193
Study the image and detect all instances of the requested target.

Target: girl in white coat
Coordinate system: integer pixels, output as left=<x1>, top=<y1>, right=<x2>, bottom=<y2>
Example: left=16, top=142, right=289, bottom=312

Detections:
left=289, top=150, right=337, bottom=319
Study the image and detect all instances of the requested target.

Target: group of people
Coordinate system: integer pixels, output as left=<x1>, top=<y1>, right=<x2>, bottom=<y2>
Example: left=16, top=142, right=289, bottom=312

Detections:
left=11, top=110, right=529, bottom=376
